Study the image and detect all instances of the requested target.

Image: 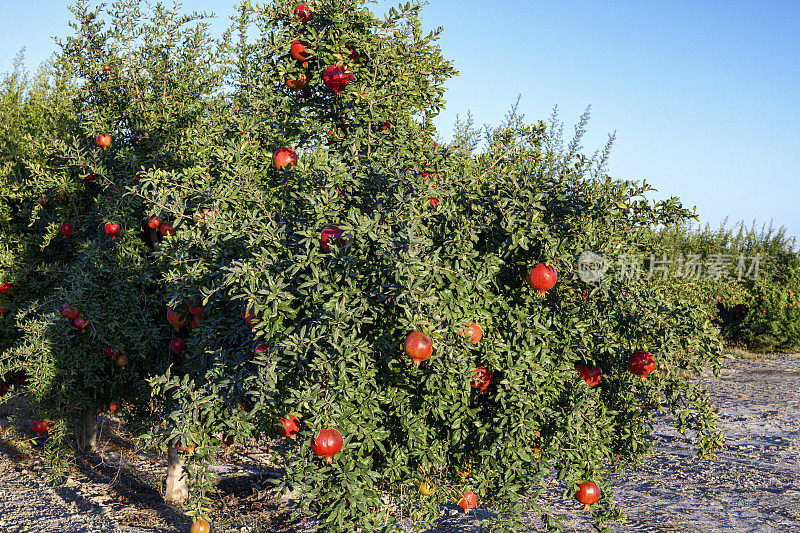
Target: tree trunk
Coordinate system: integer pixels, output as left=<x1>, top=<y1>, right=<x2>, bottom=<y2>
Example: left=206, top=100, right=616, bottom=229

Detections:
left=75, top=408, right=98, bottom=452
left=164, top=444, right=188, bottom=504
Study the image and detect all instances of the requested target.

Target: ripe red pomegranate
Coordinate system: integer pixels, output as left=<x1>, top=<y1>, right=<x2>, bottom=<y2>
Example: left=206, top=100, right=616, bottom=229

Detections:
left=278, top=414, right=300, bottom=438
left=284, top=71, right=309, bottom=91
left=104, top=223, right=121, bottom=239
left=72, top=316, right=88, bottom=332
left=404, top=331, right=433, bottom=367
left=109, top=401, right=118, bottom=413
left=188, top=299, right=203, bottom=316
left=470, top=366, right=492, bottom=392
left=146, top=216, right=162, bottom=229
left=320, top=224, right=345, bottom=253
left=311, top=427, right=343, bottom=462
left=575, top=481, right=600, bottom=509
left=575, top=364, right=602, bottom=387
left=429, top=197, right=439, bottom=207
left=167, top=309, right=182, bottom=331
left=322, top=65, right=354, bottom=95
left=96, top=133, right=112, bottom=149
left=32, top=420, right=48, bottom=435
left=290, top=39, right=313, bottom=66
left=294, top=4, right=311, bottom=22
left=106, top=346, right=118, bottom=360
left=460, top=321, right=483, bottom=344
left=170, top=338, right=186, bottom=353
left=60, top=222, right=74, bottom=236
left=159, top=222, right=176, bottom=236
left=254, top=343, right=269, bottom=356
left=273, top=147, right=298, bottom=170
left=527, top=263, right=557, bottom=297
left=458, top=491, right=477, bottom=513
left=0, top=283, right=9, bottom=294
left=84, top=172, right=97, bottom=181
left=627, top=350, right=656, bottom=380
left=381, top=120, right=391, bottom=131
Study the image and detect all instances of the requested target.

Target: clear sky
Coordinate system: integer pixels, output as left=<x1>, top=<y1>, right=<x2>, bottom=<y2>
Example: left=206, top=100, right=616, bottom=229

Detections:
left=2, top=0, right=799, bottom=241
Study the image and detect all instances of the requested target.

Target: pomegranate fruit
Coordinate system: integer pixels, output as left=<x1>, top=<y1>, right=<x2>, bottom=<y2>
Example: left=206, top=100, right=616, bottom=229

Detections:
left=105, top=346, right=118, bottom=360
left=429, top=197, right=439, bottom=207
left=170, top=338, right=186, bottom=353
left=627, top=350, right=656, bottom=380
left=72, top=316, right=88, bottom=331
left=278, top=414, right=300, bottom=438
left=190, top=518, right=210, bottom=533
left=62, top=305, right=80, bottom=320
left=458, top=491, right=477, bottom=513
left=167, top=309, right=182, bottom=331
left=273, top=147, right=298, bottom=170
left=320, top=223, right=345, bottom=253
left=0, top=283, right=9, bottom=294
left=311, top=427, right=343, bottom=462
left=575, top=364, right=602, bottom=387
left=527, top=263, right=557, bottom=297
left=470, top=366, right=492, bottom=392
left=345, top=42, right=360, bottom=62
left=322, top=65, right=354, bottom=95
left=159, top=222, right=176, bottom=236
left=60, top=222, right=74, bottom=236
left=115, top=354, right=129, bottom=367
left=575, top=481, right=601, bottom=509
left=109, top=401, right=118, bottom=413
left=284, top=71, right=309, bottom=91
left=96, top=133, right=112, bottom=149
left=146, top=215, right=162, bottom=229
left=290, top=39, right=313, bottom=66
left=460, top=321, right=483, bottom=344
left=404, top=331, right=433, bottom=367
left=418, top=479, right=435, bottom=497
left=104, top=223, right=121, bottom=239
left=294, top=4, right=311, bottom=23
left=32, top=420, right=48, bottom=435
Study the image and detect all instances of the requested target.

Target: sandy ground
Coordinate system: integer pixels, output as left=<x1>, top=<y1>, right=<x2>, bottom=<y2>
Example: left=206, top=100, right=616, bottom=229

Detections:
left=1, top=354, right=799, bottom=533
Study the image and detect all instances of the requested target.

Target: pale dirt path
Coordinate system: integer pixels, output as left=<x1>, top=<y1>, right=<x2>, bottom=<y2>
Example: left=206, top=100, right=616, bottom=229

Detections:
left=1, top=355, right=799, bottom=533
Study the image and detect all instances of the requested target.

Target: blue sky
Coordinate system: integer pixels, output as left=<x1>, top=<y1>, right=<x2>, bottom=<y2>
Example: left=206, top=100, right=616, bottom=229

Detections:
left=2, top=0, right=799, bottom=241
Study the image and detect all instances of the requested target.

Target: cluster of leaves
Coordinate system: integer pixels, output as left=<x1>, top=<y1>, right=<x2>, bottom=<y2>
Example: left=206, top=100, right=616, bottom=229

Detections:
left=653, top=220, right=800, bottom=352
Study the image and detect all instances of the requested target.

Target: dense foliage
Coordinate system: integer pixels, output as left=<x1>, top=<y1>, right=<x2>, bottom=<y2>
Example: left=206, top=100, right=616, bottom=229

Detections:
left=3, top=0, right=793, bottom=531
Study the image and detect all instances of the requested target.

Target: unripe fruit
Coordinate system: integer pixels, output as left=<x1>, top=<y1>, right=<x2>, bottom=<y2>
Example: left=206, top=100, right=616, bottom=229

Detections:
left=404, top=331, right=433, bottom=367
left=311, top=427, right=343, bottom=463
